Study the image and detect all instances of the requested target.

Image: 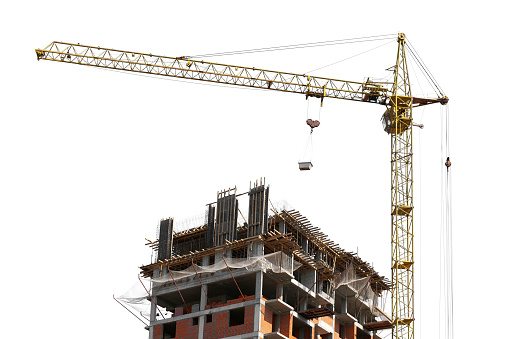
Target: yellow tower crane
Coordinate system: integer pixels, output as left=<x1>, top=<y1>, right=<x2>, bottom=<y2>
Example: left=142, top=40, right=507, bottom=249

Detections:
left=35, top=33, right=448, bottom=339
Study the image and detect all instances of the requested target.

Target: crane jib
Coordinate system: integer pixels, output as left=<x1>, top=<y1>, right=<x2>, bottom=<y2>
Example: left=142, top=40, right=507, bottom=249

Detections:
left=36, top=44, right=445, bottom=107
left=35, top=42, right=401, bottom=104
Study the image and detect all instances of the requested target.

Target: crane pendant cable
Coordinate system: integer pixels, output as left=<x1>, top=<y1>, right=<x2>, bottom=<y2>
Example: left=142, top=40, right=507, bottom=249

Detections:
left=439, top=104, right=453, bottom=339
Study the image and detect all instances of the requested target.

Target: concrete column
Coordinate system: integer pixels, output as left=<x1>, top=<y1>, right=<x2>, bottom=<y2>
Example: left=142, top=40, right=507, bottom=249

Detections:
left=253, top=271, right=263, bottom=332
left=252, top=241, right=263, bottom=256
left=299, top=294, right=307, bottom=312
left=276, top=313, right=281, bottom=333
left=149, top=295, right=157, bottom=339
left=215, top=250, right=223, bottom=264
left=198, top=284, right=208, bottom=339
left=301, top=269, right=316, bottom=291
left=255, top=270, right=263, bottom=299
left=248, top=241, right=262, bottom=258
left=149, top=270, right=159, bottom=339
left=277, top=281, right=284, bottom=300
left=278, top=220, right=286, bottom=234
left=200, top=283, right=208, bottom=310
left=299, top=270, right=314, bottom=312
left=341, top=296, right=347, bottom=314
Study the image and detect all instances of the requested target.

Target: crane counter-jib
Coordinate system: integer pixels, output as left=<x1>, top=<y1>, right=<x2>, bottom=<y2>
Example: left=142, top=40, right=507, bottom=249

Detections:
left=35, top=41, right=397, bottom=104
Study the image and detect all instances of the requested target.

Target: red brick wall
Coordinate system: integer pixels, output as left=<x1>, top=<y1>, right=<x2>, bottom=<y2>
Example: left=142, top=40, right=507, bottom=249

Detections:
left=260, top=304, right=274, bottom=334
left=280, top=313, right=307, bottom=339
left=333, top=321, right=341, bottom=339
left=206, top=295, right=255, bottom=309
left=164, top=295, right=257, bottom=339
left=175, top=318, right=200, bottom=339
left=203, top=305, right=255, bottom=338
left=152, top=324, right=163, bottom=339
left=321, top=315, right=333, bottom=326
left=280, top=314, right=293, bottom=337
left=346, top=324, right=356, bottom=339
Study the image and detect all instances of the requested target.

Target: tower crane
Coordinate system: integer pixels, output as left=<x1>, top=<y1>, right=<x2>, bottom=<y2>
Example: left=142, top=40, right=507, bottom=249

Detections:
left=35, top=33, right=448, bottom=339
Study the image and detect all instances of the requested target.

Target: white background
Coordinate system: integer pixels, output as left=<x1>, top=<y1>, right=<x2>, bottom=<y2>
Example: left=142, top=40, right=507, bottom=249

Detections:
left=1, top=1, right=509, bottom=338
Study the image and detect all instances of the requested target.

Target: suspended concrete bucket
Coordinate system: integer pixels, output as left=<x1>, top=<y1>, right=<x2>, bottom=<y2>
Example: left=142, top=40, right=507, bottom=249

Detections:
left=298, top=161, right=313, bottom=171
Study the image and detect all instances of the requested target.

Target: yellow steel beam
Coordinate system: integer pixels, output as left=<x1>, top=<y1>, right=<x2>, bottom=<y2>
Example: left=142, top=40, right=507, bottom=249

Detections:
left=388, top=33, right=414, bottom=339
left=35, top=41, right=396, bottom=104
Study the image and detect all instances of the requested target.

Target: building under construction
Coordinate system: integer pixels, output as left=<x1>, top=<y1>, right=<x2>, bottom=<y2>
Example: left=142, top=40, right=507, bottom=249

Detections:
left=139, top=180, right=392, bottom=339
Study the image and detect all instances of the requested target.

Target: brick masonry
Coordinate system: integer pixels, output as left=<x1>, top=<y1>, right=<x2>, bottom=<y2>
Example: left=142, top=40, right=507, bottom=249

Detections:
left=152, top=296, right=362, bottom=339
left=167, top=297, right=256, bottom=339
left=153, top=324, right=163, bottom=339
left=203, top=305, right=255, bottom=338
left=260, top=304, right=274, bottom=334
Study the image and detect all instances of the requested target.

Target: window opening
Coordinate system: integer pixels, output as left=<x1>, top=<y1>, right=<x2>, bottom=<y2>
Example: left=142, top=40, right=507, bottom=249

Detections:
left=229, top=308, right=245, bottom=327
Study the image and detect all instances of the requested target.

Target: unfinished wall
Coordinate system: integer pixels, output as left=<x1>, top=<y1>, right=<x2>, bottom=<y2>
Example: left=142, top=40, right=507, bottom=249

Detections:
left=213, top=189, right=238, bottom=246
left=206, top=205, right=215, bottom=248
left=247, top=182, right=269, bottom=237
left=175, top=318, right=200, bottom=339
left=260, top=304, right=276, bottom=334
left=157, top=218, right=173, bottom=261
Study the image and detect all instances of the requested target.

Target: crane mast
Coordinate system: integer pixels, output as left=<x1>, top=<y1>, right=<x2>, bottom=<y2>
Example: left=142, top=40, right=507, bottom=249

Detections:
left=388, top=33, right=414, bottom=339
left=36, top=34, right=447, bottom=339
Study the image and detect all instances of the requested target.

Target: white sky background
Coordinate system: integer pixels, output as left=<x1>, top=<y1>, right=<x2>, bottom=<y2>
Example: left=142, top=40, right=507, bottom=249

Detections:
left=1, top=1, right=509, bottom=338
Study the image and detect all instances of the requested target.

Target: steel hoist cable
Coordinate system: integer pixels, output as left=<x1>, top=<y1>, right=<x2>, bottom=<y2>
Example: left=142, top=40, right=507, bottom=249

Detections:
left=439, top=104, right=453, bottom=339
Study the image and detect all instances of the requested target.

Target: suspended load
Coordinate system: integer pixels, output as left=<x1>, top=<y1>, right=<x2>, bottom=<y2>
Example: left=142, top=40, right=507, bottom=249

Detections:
left=298, top=162, right=313, bottom=170
left=299, top=119, right=319, bottom=171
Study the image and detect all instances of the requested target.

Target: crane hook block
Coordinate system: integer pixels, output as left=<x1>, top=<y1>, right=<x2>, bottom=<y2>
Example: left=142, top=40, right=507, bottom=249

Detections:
left=445, top=157, right=451, bottom=171
left=306, top=119, right=320, bottom=129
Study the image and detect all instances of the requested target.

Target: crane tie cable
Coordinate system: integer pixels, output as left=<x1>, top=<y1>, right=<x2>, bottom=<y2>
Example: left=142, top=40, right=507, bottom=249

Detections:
left=189, top=34, right=396, bottom=58
left=405, top=39, right=445, bottom=96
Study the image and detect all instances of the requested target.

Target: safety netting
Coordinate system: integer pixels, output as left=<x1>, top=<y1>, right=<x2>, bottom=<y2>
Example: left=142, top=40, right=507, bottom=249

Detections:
left=151, top=251, right=301, bottom=283
left=333, top=263, right=381, bottom=314
left=115, top=251, right=300, bottom=320
left=116, top=280, right=157, bottom=321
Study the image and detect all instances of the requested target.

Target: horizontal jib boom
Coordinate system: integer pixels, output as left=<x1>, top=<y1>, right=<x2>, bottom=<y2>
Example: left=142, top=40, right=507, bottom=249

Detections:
left=36, top=42, right=390, bottom=103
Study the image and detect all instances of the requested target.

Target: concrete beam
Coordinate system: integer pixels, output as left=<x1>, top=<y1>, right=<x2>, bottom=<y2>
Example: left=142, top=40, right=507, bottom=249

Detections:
left=149, top=298, right=261, bottom=326
left=152, top=268, right=262, bottom=296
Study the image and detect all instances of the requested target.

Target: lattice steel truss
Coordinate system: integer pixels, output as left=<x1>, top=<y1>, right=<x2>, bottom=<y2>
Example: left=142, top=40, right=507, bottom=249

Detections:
left=35, top=41, right=395, bottom=104
left=388, top=33, right=414, bottom=339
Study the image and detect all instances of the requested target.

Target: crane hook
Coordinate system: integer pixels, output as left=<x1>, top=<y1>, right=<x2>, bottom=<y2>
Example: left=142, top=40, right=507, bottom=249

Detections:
left=306, top=119, right=320, bottom=132
left=445, top=157, right=451, bottom=172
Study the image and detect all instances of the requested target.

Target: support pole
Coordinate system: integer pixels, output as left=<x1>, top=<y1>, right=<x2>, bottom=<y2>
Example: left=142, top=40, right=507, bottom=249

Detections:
left=222, top=254, right=245, bottom=298
left=138, top=275, right=165, bottom=319
left=191, top=259, right=210, bottom=306
left=167, top=266, right=188, bottom=310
